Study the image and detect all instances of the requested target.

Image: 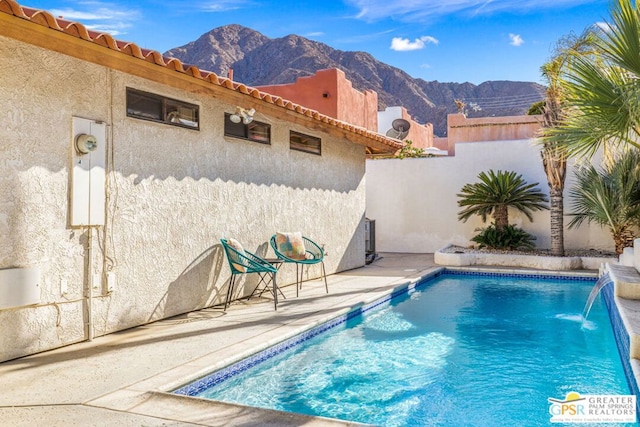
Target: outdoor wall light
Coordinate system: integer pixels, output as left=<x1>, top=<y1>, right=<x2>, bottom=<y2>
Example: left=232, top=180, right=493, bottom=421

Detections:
left=230, top=107, right=255, bottom=125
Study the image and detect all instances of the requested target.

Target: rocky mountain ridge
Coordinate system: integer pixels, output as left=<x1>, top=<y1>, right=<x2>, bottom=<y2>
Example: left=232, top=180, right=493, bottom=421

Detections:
left=165, top=25, right=545, bottom=136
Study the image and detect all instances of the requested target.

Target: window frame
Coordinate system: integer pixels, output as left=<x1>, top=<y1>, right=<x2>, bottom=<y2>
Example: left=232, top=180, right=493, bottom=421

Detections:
left=224, top=113, right=271, bottom=145
left=126, top=88, right=200, bottom=130
left=289, top=130, right=322, bottom=155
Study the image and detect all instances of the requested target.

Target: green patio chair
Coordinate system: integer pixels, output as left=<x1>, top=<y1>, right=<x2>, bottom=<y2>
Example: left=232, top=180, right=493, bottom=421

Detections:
left=220, top=238, right=280, bottom=311
left=270, top=233, right=328, bottom=297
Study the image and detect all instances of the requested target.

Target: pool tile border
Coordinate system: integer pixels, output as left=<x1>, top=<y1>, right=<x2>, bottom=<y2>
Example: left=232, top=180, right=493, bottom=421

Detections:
left=443, top=267, right=597, bottom=281
left=602, top=282, right=640, bottom=416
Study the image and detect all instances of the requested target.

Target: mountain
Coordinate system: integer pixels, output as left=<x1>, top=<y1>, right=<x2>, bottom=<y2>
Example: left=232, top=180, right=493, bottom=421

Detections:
left=165, top=25, right=545, bottom=136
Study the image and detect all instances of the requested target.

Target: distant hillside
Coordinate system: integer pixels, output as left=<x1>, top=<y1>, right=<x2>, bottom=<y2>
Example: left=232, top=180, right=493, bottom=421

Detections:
left=165, top=25, right=545, bottom=136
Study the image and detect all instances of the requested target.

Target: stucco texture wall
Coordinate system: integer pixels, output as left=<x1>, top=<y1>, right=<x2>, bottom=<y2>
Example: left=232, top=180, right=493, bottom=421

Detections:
left=366, top=139, right=613, bottom=253
left=257, top=69, right=378, bottom=131
left=0, top=37, right=366, bottom=361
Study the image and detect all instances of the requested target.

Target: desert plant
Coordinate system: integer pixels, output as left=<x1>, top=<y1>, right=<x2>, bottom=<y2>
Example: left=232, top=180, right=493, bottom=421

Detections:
left=528, top=100, right=545, bottom=115
left=395, top=140, right=425, bottom=159
left=471, top=224, right=537, bottom=251
left=457, top=170, right=549, bottom=232
left=568, top=149, right=640, bottom=254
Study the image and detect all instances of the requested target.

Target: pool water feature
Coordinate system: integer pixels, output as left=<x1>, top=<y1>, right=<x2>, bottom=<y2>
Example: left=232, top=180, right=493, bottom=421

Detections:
left=175, top=272, right=636, bottom=426
left=583, top=272, right=613, bottom=320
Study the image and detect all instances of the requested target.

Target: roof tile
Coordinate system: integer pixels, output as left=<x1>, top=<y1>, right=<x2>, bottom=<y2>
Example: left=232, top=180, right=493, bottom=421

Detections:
left=0, top=0, right=26, bottom=17
left=94, top=33, right=119, bottom=50
left=28, top=9, right=62, bottom=30
left=205, top=74, right=221, bottom=85
left=119, top=42, right=146, bottom=59
left=62, top=22, right=92, bottom=41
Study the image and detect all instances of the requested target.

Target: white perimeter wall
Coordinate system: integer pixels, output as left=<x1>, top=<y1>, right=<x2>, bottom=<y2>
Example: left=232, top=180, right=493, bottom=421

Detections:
left=366, top=139, right=612, bottom=253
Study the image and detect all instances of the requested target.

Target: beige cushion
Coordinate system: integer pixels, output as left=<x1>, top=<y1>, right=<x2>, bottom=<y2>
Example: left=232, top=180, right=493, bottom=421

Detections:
left=227, top=238, right=246, bottom=272
left=275, top=232, right=306, bottom=260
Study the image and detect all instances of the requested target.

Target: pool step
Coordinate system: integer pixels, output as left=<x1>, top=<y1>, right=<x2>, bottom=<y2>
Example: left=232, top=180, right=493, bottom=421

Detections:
left=605, top=263, right=640, bottom=360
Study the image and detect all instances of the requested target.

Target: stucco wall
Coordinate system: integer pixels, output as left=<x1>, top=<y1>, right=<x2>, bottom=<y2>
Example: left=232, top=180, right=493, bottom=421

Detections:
left=336, top=71, right=378, bottom=132
left=256, top=69, right=340, bottom=120
left=257, top=69, right=378, bottom=131
left=0, top=37, right=367, bottom=361
left=366, top=139, right=613, bottom=253
left=446, top=113, right=543, bottom=155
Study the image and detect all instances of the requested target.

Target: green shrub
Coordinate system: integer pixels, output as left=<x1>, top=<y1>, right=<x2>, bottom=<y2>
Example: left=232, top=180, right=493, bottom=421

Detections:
left=471, top=224, right=537, bottom=251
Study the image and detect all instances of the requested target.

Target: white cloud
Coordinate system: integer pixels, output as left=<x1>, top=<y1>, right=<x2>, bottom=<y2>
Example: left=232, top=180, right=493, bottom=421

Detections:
left=50, top=6, right=138, bottom=21
left=346, top=0, right=599, bottom=22
left=199, top=0, right=245, bottom=12
left=390, top=35, right=438, bottom=51
left=509, top=33, right=524, bottom=46
left=83, top=23, right=130, bottom=36
left=49, top=2, right=140, bottom=36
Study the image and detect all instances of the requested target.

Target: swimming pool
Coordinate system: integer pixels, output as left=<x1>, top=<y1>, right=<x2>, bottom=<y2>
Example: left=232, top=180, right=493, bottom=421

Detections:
left=175, top=271, right=637, bottom=426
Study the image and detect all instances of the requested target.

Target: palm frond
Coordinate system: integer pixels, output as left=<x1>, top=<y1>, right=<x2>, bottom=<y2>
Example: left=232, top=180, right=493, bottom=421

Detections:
left=457, top=170, right=549, bottom=224
left=540, top=0, right=640, bottom=160
left=568, top=149, right=640, bottom=237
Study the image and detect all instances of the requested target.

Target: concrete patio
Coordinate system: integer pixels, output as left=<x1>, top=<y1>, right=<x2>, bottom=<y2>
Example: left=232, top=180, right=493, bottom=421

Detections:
left=0, top=253, right=444, bottom=427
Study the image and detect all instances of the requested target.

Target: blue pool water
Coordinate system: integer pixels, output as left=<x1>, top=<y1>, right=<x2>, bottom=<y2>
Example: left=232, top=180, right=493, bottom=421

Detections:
left=180, top=272, right=634, bottom=426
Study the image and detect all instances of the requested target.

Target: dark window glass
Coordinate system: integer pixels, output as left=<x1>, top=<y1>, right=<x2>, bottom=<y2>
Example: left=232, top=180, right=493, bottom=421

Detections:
left=224, top=114, right=271, bottom=144
left=290, top=131, right=321, bottom=155
left=126, top=88, right=199, bottom=130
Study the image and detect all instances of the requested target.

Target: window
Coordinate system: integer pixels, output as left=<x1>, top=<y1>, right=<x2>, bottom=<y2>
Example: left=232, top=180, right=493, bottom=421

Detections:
left=224, top=114, right=271, bottom=144
left=290, top=131, right=321, bottom=155
left=126, top=88, right=199, bottom=129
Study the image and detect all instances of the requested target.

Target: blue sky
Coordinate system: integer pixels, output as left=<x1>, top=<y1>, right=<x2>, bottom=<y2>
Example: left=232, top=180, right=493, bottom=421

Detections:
left=23, top=0, right=612, bottom=85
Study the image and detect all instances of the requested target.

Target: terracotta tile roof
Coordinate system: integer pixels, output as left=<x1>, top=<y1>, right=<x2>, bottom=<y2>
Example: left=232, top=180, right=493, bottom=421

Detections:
left=0, top=0, right=402, bottom=155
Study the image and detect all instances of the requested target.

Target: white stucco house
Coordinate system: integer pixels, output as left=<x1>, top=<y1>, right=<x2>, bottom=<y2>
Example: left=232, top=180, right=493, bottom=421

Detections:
left=0, top=1, right=401, bottom=362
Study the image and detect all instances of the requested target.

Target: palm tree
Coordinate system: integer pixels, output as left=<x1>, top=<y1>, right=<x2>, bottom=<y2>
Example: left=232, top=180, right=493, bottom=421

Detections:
left=545, top=0, right=640, bottom=158
left=537, top=31, right=596, bottom=257
left=457, top=170, right=549, bottom=232
left=568, top=149, right=640, bottom=253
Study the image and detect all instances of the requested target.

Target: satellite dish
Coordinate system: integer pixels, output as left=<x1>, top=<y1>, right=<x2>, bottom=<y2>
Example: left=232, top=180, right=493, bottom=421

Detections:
left=385, top=118, right=411, bottom=140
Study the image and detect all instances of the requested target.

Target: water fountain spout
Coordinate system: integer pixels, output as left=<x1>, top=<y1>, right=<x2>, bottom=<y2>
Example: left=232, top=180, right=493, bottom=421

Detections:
left=582, top=272, right=613, bottom=320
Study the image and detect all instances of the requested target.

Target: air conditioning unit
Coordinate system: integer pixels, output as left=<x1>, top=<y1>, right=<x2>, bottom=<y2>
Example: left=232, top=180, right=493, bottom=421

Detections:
left=365, top=218, right=376, bottom=264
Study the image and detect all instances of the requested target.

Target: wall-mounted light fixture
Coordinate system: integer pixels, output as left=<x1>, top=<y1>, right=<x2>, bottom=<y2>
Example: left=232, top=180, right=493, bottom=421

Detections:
left=230, top=106, right=255, bottom=125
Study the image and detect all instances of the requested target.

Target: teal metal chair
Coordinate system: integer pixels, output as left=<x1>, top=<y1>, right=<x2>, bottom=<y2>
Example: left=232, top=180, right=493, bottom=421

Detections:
left=220, top=238, right=280, bottom=310
left=270, top=233, right=328, bottom=297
